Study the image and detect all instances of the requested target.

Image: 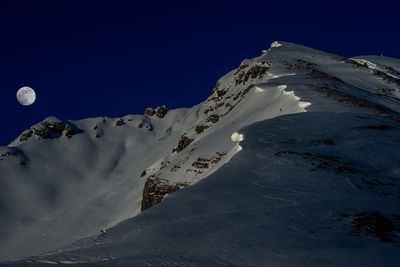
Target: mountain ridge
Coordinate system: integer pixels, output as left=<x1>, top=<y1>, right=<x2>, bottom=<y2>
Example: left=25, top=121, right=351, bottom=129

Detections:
left=1, top=41, right=400, bottom=266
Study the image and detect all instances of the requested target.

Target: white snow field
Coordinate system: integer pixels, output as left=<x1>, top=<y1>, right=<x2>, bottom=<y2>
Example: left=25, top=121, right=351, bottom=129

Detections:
left=1, top=42, right=400, bottom=266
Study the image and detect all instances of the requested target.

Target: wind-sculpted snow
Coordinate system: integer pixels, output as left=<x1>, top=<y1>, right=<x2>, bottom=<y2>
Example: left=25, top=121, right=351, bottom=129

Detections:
left=1, top=41, right=400, bottom=265
left=230, top=132, right=244, bottom=142
left=8, top=111, right=400, bottom=267
left=354, top=55, right=400, bottom=72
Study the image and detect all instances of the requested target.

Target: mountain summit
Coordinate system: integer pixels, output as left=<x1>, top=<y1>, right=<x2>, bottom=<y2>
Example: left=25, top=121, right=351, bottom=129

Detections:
left=1, top=42, right=400, bottom=266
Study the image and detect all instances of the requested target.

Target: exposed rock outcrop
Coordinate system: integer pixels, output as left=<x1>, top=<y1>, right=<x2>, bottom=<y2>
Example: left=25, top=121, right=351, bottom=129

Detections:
left=144, top=107, right=156, bottom=116
left=191, top=152, right=227, bottom=170
left=350, top=211, right=400, bottom=243
left=141, top=176, right=189, bottom=211
left=19, top=130, right=33, bottom=142
left=234, top=63, right=270, bottom=85
left=192, top=158, right=210, bottom=169
left=138, top=121, right=153, bottom=131
left=155, top=105, right=168, bottom=118
left=0, top=147, right=28, bottom=165
left=173, top=135, right=194, bottom=153
left=195, top=125, right=208, bottom=134
left=206, top=114, right=220, bottom=123
left=18, top=118, right=82, bottom=142
left=115, top=119, right=125, bottom=127
left=144, top=105, right=168, bottom=118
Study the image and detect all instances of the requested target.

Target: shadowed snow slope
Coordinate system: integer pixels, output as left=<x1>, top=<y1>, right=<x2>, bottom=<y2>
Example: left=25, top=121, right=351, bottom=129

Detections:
left=1, top=42, right=400, bottom=266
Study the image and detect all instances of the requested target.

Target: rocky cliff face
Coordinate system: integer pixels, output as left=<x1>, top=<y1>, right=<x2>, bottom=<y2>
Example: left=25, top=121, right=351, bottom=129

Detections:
left=141, top=176, right=188, bottom=211
left=16, top=117, right=83, bottom=143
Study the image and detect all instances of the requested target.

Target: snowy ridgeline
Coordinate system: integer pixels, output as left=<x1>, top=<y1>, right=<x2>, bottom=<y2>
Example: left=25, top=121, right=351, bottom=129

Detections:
left=1, top=41, right=400, bottom=266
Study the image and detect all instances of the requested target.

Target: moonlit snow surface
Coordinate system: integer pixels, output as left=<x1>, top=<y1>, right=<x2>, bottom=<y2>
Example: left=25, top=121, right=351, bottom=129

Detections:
left=16, top=87, right=36, bottom=106
left=1, top=42, right=400, bottom=266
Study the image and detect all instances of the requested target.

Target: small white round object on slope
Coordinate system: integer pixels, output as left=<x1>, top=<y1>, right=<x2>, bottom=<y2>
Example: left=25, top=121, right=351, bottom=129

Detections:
left=231, top=132, right=244, bottom=142
left=16, top=86, right=36, bottom=106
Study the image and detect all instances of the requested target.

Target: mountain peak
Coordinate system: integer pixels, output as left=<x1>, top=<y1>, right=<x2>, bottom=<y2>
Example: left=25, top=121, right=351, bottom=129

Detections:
left=1, top=43, right=400, bottom=265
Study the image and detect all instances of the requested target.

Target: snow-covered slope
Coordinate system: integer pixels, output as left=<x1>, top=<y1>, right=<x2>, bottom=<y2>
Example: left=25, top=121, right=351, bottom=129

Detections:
left=1, top=42, right=400, bottom=266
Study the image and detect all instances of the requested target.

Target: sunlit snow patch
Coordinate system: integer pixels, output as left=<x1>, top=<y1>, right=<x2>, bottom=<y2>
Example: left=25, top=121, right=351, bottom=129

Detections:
left=283, top=90, right=294, bottom=96
left=231, top=132, right=244, bottom=142
left=270, top=41, right=282, bottom=48
left=267, top=72, right=296, bottom=79
left=299, top=101, right=312, bottom=108
left=352, top=58, right=378, bottom=69
left=277, top=84, right=312, bottom=110
left=231, top=132, right=244, bottom=154
left=353, top=58, right=399, bottom=79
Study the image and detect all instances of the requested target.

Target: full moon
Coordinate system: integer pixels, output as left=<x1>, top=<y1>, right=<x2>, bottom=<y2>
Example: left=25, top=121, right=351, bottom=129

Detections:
left=16, top=86, right=36, bottom=106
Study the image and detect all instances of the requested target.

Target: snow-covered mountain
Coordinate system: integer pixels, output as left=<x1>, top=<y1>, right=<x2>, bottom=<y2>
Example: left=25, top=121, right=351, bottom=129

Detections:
left=1, top=42, right=400, bottom=266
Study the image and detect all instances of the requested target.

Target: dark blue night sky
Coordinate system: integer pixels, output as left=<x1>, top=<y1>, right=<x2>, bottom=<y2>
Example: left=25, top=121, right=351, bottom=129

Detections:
left=1, top=0, right=399, bottom=145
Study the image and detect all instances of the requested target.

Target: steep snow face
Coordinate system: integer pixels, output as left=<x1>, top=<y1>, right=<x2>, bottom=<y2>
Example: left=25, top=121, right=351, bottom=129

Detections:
left=0, top=110, right=200, bottom=259
left=1, top=41, right=400, bottom=263
left=0, top=44, right=309, bottom=260
left=17, top=112, right=400, bottom=267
